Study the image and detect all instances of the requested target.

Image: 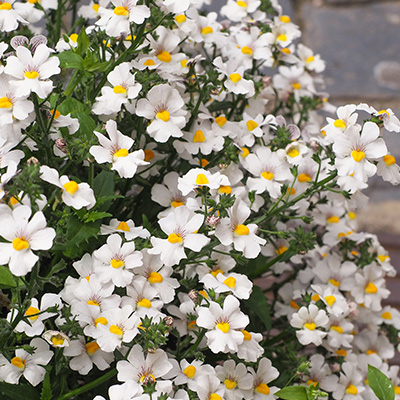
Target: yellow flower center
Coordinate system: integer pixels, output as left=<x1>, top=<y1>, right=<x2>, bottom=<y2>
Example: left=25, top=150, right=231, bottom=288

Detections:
left=292, top=83, right=301, bottom=90
left=395, top=387, right=400, bottom=395
left=171, top=200, right=184, bottom=208
left=63, top=180, right=79, bottom=194
left=144, top=149, right=155, bottom=161
left=336, top=349, right=347, bottom=357
left=381, top=311, right=392, bottom=320
left=346, top=385, right=358, bottom=395
left=298, top=173, right=311, bottom=182
left=0, top=1, right=12, bottom=7
left=306, top=56, right=315, bottom=63
left=113, top=85, right=127, bottom=94
left=148, top=271, right=163, bottom=284
left=325, top=295, right=336, bottom=306
left=183, top=365, right=196, bottom=379
left=92, top=3, right=99, bottom=12
left=281, top=48, right=291, bottom=54
left=87, top=300, right=100, bottom=306
left=261, top=171, right=274, bottom=180
left=312, top=294, right=320, bottom=302
left=287, top=148, right=299, bottom=158
left=109, top=325, right=123, bottom=335
left=223, top=277, right=236, bottom=289
left=307, top=380, right=318, bottom=387
left=276, top=246, right=288, bottom=255
left=209, top=394, right=222, bottom=400
left=246, top=120, right=258, bottom=131
left=24, top=70, right=39, bottom=79
left=237, top=0, right=247, bottom=7
left=331, top=325, right=343, bottom=334
left=144, top=59, right=155, bottom=66
left=366, top=349, right=377, bottom=355
left=86, top=341, right=100, bottom=355
left=256, top=383, right=270, bottom=395
left=241, top=46, right=253, bottom=55
left=113, top=6, right=128, bottom=15
left=195, top=173, right=209, bottom=185
left=175, top=15, right=186, bottom=23
left=351, top=150, right=366, bottom=162
left=51, top=335, right=65, bottom=346
left=334, top=119, right=346, bottom=129
left=215, top=116, right=227, bottom=127
left=168, top=233, right=183, bottom=243
left=280, top=15, right=291, bottom=23
left=69, top=33, right=78, bottom=42
left=225, top=379, right=237, bottom=390
left=156, top=110, right=170, bottom=122
left=11, top=357, right=25, bottom=369
left=234, top=224, right=249, bottom=236
left=219, top=185, right=232, bottom=194
left=365, top=282, right=378, bottom=294
left=211, top=269, right=223, bottom=277
left=201, top=26, right=213, bottom=35
left=304, top=322, right=316, bottom=331
left=277, top=34, right=287, bottom=42
left=217, top=322, right=230, bottom=333
left=181, top=59, right=188, bottom=68
left=114, top=148, right=129, bottom=158
left=329, top=278, right=340, bottom=287
left=0, top=97, right=12, bottom=108
left=95, top=317, right=108, bottom=326
left=137, top=298, right=152, bottom=308
left=25, top=306, right=40, bottom=321
left=378, top=254, right=389, bottom=262
left=242, top=330, right=252, bottom=340
left=290, top=300, right=300, bottom=309
left=229, top=73, right=241, bottom=83
left=157, top=51, right=172, bottom=63
left=193, top=130, right=206, bottom=143
left=117, top=221, right=130, bottom=231
left=111, top=259, right=124, bottom=269
left=12, top=237, right=29, bottom=251
left=327, top=216, right=340, bottom=223
left=384, top=155, right=396, bottom=166
left=241, top=147, right=250, bottom=157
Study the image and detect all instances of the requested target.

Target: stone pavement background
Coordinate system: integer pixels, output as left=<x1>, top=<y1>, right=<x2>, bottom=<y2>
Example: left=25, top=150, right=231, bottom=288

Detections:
left=207, top=0, right=400, bottom=316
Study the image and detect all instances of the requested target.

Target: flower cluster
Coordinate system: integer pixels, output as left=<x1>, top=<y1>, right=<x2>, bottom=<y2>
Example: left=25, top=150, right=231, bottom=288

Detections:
left=0, top=0, right=399, bottom=399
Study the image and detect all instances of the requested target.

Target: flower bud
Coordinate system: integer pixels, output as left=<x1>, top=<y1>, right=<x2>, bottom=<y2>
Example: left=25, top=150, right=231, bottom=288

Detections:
left=27, top=156, right=39, bottom=165
left=55, top=138, right=68, bottom=154
left=206, top=215, right=220, bottom=227
left=188, top=289, right=198, bottom=303
left=163, top=316, right=174, bottom=327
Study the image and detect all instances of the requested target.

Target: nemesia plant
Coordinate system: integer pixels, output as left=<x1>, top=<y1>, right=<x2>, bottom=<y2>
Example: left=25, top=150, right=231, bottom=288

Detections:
left=0, top=0, right=399, bottom=399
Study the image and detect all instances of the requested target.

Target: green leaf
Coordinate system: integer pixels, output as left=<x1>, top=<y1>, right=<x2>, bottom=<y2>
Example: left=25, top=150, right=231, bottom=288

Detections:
left=40, top=371, right=53, bottom=400
left=0, top=382, right=40, bottom=400
left=83, top=211, right=112, bottom=223
left=87, top=61, right=110, bottom=73
left=245, top=285, right=271, bottom=331
left=57, top=51, right=83, bottom=70
left=276, top=386, right=308, bottom=400
left=58, top=97, right=91, bottom=115
left=93, top=170, right=115, bottom=211
left=368, top=365, right=395, bottom=400
left=0, top=265, right=17, bottom=289
left=77, top=28, right=90, bottom=56
left=74, top=112, right=96, bottom=138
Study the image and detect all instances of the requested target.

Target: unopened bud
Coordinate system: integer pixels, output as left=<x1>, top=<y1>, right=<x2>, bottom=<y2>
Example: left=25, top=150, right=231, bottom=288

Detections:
left=218, top=163, right=228, bottom=169
left=55, top=138, right=68, bottom=154
left=206, top=215, right=220, bottom=227
left=330, top=362, right=341, bottom=373
left=310, top=140, right=319, bottom=151
left=27, top=156, right=39, bottom=165
left=262, top=76, right=272, bottom=87
left=210, top=88, right=220, bottom=96
left=147, top=347, right=157, bottom=355
left=163, top=316, right=174, bottom=327
left=188, top=289, right=198, bottom=303
left=347, top=301, right=359, bottom=319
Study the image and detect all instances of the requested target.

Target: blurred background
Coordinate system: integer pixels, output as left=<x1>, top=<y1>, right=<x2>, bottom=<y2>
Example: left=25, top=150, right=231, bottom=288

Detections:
left=207, top=0, right=400, bottom=312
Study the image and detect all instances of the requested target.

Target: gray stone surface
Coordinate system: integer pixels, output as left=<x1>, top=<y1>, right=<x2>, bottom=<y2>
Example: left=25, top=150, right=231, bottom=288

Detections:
left=300, top=2, right=400, bottom=100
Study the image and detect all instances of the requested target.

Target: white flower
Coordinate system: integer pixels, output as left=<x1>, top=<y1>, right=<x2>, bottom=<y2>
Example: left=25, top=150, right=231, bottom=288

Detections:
left=0, top=0, right=28, bottom=32
left=192, top=372, right=225, bottom=400
left=333, top=122, right=387, bottom=183
left=236, top=330, right=264, bottom=362
left=178, top=168, right=230, bottom=196
left=0, top=338, right=53, bottom=386
left=332, top=362, right=365, bottom=400
left=42, top=330, right=71, bottom=348
left=63, top=336, right=113, bottom=375
left=117, top=344, right=173, bottom=394
left=5, top=44, right=60, bottom=98
left=93, top=233, right=143, bottom=287
left=136, top=83, right=187, bottom=143
left=302, top=354, right=338, bottom=392
left=40, top=165, right=96, bottom=209
left=215, top=199, right=266, bottom=259
left=96, top=0, right=150, bottom=37
left=90, top=120, right=148, bottom=178
left=357, top=103, right=400, bottom=133
left=248, top=358, right=280, bottom=400
left=197, top=295, right=249, bottom=354
left=100, top=218, right=149, bottom=240
left=0, top=205, right=56, bottom=276
left=290, top=304, right=329, bottom=346
left=201, top=272, right=253, bottom=300
left=149, top=206, right=210, bottom=267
